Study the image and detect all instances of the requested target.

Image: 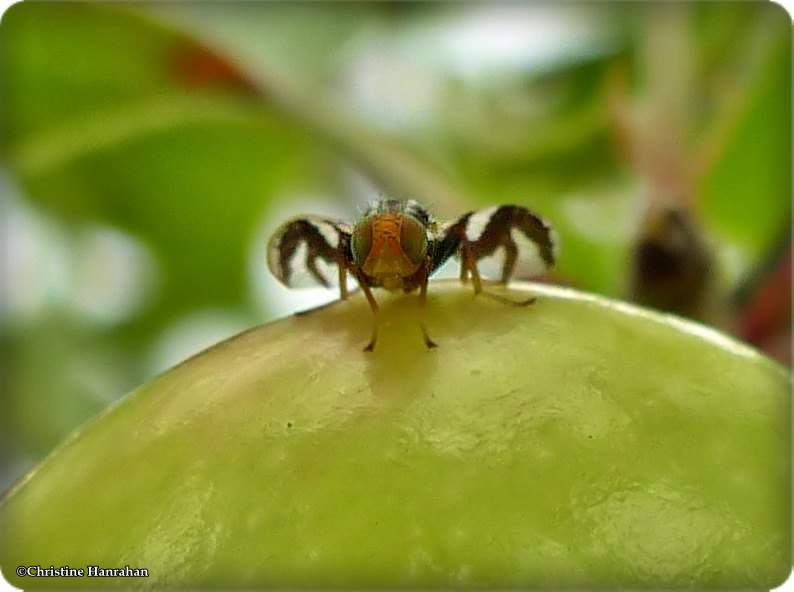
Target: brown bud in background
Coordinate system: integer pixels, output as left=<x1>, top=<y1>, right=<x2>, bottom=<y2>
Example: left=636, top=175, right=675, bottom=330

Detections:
left=630, top=204, right=715, bottom=320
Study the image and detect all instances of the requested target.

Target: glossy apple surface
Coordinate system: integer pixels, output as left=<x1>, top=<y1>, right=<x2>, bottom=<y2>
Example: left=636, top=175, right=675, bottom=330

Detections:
left=1, top=282, right=789, bottom=588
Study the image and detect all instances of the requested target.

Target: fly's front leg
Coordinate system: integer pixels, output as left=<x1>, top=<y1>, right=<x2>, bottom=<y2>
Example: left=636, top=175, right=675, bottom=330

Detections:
left=353, top=269, right=380, bottom=352
left=418, top=258, right=437, bottom=349
left=462, top=243, right=536, bottom=307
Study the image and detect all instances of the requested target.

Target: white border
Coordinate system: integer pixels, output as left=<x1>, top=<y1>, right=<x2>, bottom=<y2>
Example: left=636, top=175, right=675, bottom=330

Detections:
left=771, top=0, right=794, bottom=22
left=0, top=1, right=789, bottom=590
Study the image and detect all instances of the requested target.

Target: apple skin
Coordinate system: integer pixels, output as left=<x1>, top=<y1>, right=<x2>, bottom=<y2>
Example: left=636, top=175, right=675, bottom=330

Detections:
left=0, top=281, right=790, bottom=588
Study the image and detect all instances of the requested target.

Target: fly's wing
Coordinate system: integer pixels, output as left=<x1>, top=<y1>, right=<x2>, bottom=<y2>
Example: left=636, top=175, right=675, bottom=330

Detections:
left=267, top=216, right=352, bottom=288
left=436, top=205, right=557, bottom=282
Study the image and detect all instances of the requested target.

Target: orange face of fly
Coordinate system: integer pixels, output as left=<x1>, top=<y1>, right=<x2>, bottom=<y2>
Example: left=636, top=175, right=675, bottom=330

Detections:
left=351, top=213, right=428, bottom=290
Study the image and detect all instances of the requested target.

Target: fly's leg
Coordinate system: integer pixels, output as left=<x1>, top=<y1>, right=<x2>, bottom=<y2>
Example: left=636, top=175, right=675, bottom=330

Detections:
left=362, top=286, right=379, bottom=352
left=459, top=261, right=469, bottom=283
left=418, top=260, right=438, bottom=349
left=352, top=270, right=380, bottom=352
left=338, top=261, right=349, bottom=300
left=462, top=243, right=536, bottom=307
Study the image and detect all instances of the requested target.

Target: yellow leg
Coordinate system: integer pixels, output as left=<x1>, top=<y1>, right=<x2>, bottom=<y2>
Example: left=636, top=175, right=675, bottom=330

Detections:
left=418, top=263, right=437, bottom=349
left=354, top=272, right=380, bottom=352
left=461, top=244, right=483, bottom=295
left=338, top=263, right=349, bottom=300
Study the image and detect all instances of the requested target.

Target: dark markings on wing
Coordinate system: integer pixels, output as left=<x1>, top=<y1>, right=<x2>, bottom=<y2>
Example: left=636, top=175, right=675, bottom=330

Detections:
left=267, top=216, right=351, bottom=288
left=434, top=205, right=556, bottom=282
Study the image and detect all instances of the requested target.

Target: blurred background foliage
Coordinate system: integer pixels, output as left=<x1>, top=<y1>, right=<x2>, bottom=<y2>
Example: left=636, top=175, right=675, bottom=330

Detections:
left=0, top=2, right=790, bottom=490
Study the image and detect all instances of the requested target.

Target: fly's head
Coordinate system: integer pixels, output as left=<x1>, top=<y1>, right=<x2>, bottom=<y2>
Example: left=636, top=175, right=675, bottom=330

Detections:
left=351, top=207, right=428, bottom=291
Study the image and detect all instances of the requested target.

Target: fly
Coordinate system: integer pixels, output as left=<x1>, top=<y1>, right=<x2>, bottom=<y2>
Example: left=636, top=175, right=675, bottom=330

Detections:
left=267, top=200, right=557, bottom=351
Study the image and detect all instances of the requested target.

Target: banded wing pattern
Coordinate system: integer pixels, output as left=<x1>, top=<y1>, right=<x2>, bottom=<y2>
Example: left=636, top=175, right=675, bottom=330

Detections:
left=267, top=216, right=351, bottom=288
left=435, top=205, right=557, bottom=282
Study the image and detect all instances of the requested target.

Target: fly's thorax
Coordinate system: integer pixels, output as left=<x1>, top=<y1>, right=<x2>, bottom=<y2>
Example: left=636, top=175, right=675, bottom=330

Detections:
left=352, top=212, right=428, bottom=280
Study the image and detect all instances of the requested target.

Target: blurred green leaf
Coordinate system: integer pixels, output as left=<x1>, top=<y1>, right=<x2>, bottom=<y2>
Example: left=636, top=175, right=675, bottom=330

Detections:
left=698, top=21, right=790, bottom=259
left=0, top=3, right=326, bottom=330
left=1, top=4, right=179, bottom=142
left=1, top=317, right=135, bottom=459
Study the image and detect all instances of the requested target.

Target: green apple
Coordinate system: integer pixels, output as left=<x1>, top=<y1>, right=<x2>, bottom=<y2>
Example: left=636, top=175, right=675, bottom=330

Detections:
left=1, top=282, right=789, bottom=588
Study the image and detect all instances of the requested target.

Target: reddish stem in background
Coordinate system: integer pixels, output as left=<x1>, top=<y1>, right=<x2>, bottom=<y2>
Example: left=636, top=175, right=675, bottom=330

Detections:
left=172, top=43, right=258, bottom=94
left=739, top=250, right=791, bottom=352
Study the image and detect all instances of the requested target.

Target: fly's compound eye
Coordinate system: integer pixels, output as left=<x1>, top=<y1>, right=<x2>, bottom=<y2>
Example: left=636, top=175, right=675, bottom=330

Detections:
left=400, top=215, right=428, bottom=265
left=351, top=218, right=373, bottom=266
